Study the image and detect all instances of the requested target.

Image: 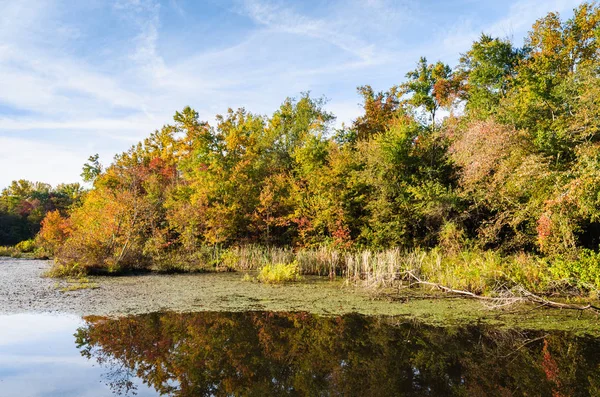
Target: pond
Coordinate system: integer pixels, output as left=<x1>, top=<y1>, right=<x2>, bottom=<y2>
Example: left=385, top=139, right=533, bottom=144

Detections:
left=1, top=311, right=600, bottom=396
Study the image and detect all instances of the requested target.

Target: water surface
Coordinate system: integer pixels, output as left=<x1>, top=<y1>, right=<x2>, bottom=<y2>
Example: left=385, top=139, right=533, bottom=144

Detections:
left=0, top=314, right=157, bottom=396
left=2, top=311, right=600, bottom=396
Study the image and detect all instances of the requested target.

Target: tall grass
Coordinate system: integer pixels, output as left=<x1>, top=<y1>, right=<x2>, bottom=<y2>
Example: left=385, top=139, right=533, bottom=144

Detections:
left=345, top=248, right=600, bottom=296
left=345, top=248, right=411, bottom=287
left=44, top=239, right=600, bottom=298
left=220, top=245, right=295, bottom=271
left=150, top=245, right=227, bottom=273
left=223, top=245, right=346, bottom=277
left=296, top=247, right=345, bottom=277
left=344, top=248, right=539, bottom=293
left=226, top=245, right=600, bottom=297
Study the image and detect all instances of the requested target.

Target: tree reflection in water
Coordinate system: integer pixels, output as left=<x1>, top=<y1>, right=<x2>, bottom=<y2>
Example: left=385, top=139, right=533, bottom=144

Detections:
left=75, top=312, right=600, bottom=396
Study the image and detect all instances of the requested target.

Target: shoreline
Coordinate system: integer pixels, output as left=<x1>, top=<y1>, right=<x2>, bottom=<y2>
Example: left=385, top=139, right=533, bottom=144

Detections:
left=2, top=258, right=600, bottom=335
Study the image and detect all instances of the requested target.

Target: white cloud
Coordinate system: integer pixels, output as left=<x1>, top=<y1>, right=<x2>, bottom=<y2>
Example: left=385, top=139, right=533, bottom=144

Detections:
left=488, top=0, right=584, bottom=41
left=0, top=313, right=82, bottom=346
left=0, top=136, right=92, bottom=187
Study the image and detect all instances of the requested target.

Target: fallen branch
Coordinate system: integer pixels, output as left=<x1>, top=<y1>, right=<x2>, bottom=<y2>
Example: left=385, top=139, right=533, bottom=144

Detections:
left=516, top=287, right=600, bottom=313
left=403, top=271, right=600, bottom=314
left=405, top=271, right=517, bottom=302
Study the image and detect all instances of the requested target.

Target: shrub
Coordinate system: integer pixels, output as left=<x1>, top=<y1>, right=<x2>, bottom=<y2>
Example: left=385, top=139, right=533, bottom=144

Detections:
left=15, top=239, right=36, bottom=253
left=548, top=249, right=600, bottom=292
left=257, top=261, right=302, bottom=284
left=0, top=246, right=15, bottom=257
left=36, top=210, right=71, bottom=257
left=44, top=262, right=85, bottom=278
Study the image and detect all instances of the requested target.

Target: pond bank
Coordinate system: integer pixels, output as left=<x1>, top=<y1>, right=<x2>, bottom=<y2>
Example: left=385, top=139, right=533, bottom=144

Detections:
left=2, top=258, right=600, bottom=335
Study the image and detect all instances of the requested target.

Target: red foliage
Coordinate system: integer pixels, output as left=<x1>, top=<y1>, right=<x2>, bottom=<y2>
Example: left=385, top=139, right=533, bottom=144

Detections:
left=332, top=220, right=352, bottom=249
left=542, top=340, right=564, bottom=397
left=149, top=157, right=165, bottom=171
left=18, top=199, right=37, bottom=217
left=536, top=213, right=553, bottom=247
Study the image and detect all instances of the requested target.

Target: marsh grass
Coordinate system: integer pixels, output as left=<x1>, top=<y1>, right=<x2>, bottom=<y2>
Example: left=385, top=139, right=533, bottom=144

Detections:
left=343, top=248, right=600, bottom=298
left=150, top=246, right=225, bottom=273
left=224, top=245, right=345, bottom=277
left=228, top=245, right=600, bottom=297
left=296, top=247, right=345, bottom=277
left=221, top=245, right=295, bottom=271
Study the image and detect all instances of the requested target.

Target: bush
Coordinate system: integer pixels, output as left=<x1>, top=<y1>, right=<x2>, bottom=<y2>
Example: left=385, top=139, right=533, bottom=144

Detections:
left=15, top=239, right=36, bottom=253
left=44, top=262, right=86, bottom=278
left=36, top=210, right=71, bottom=257
left=0, top=246, right=15, bottom=257
left=548, top=249, right=600, bottom=292
left=0, top=241, right=40, bottom=258
left=257, top=261, right=302, bottom=284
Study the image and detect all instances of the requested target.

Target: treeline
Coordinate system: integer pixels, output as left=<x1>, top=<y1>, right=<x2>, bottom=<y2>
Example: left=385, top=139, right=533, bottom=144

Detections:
left=0, top=180, right=83, bottom=247
left=26, top=3, right=600, bottom=276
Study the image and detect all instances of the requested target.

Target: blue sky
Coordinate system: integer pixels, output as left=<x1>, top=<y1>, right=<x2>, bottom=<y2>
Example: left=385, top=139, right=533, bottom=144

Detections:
left=0, top=0, right=587, bottom=188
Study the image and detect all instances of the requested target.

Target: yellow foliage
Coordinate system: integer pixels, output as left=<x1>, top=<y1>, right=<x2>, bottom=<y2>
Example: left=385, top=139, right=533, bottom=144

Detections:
left=257, top=261, right=302, bottom=284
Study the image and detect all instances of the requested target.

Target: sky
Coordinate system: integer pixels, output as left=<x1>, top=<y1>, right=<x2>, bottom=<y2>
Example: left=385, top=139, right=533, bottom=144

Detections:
left=0, top=0, right=587, bottom=189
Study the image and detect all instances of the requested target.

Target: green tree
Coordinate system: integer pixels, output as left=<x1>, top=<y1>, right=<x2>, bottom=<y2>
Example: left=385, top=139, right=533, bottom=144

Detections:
left=458, top=34, right=523, bottom=119
left=401, top=57, right=457, bottom=128
left=81, top=154, right=102, bottom=183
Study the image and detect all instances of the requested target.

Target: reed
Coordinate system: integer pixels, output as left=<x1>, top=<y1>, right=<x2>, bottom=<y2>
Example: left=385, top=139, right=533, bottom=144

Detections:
left=296, top=246, right=345, bottom=277
left=222, top=245, right=295, bottom=271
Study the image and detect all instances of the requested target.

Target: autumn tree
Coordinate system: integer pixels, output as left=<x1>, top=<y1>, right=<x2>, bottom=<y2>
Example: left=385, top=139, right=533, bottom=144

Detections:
left=352, top=85, right=402, bottom=141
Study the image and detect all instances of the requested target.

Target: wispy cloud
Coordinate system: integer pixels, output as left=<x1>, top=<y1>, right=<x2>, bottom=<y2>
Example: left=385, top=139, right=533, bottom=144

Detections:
left=435, top=0, right=585, bottom=60
left=237, top=0, right=400, bottom=63
left=116, top=0, right=168, bottom=79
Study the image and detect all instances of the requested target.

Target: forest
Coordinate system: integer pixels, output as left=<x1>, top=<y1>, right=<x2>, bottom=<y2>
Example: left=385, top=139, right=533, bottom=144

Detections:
left=2, top=3, right=600, bottom=298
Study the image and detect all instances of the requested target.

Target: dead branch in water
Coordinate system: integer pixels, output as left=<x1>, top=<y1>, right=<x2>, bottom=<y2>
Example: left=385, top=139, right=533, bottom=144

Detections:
left=515, top=287, right=600, bottom=313
left=403, top=271, right=600, bottom=314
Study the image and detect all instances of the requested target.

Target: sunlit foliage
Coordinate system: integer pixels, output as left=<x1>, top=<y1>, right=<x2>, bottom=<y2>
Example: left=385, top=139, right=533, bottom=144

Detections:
left=32, top=2, right=600, bottom=282
left=0, top=180, right=83, bottom=246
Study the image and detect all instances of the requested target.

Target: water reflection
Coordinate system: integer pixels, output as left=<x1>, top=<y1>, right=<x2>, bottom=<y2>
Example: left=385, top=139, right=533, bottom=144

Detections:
left=75, top=311, right=600, bottom=397
left=0, top=314, right=157, bottom=397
